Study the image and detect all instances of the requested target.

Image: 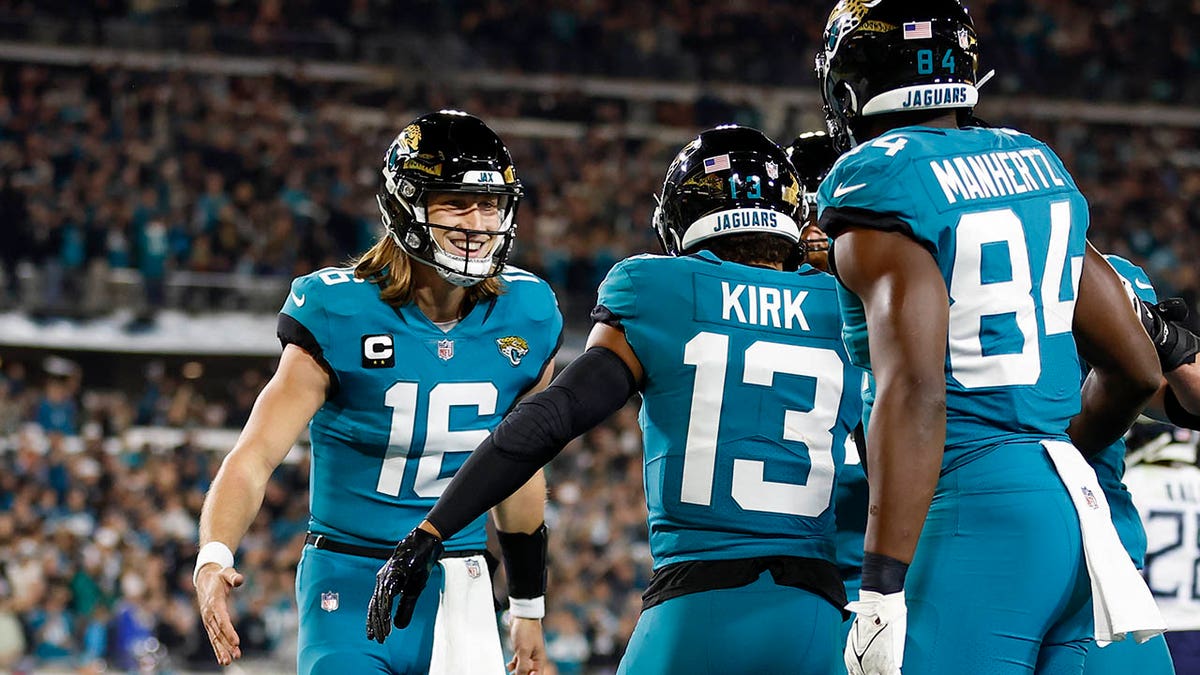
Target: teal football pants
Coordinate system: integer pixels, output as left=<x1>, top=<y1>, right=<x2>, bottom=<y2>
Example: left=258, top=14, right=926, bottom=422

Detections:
left=296, top=545, right=440, bottom=675
left=617, top=570, right=843, bottom=675
left=1083, top=633, right=1175, bottom=675
left=903, top=442, right=1094, bottom=674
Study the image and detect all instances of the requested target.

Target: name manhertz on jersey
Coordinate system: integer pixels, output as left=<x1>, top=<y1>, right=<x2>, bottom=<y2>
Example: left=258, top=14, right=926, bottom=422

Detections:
left=819, top=125, right=1089, bottom=472
left=596, top=252, right=863, bottom=569
left=278, top=266, right=562, bottom=552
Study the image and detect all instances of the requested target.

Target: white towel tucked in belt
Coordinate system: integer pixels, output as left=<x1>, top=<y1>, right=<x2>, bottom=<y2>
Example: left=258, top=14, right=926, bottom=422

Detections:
left=429, top=554, right=505, bottom=675
left=1043, top=440, right=1166, bottom=646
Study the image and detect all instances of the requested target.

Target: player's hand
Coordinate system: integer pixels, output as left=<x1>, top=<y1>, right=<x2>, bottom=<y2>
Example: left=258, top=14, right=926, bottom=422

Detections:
left=845, top=589, right=906, bottom=675
left=195, top=563, right=245, bottom=666
left=366, top=527, right=444, bottom=643
left=508, top=617, right=547, bottom=675
left=1138, top=297, right=1200, bottom=372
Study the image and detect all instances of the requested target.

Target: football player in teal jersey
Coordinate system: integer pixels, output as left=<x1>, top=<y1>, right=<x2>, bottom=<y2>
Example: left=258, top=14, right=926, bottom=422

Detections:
left=789, top=131, right=874, bottom=649
left=367, top=125, right=866, bottom=674
left=194, top=111, right=562, bottom=675
left=1082, top=256, right=1200, bottom=675
left=815, top=2, right=1163, bottom=674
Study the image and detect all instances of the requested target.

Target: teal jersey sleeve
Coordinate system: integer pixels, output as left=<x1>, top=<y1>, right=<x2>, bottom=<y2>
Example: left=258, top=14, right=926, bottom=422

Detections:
left=1105, top=254, right=1159, bottom=305
left=596, top=255, right=653, bottom=324
left=499, top=266, right=565, bottom=378
left=280, top=273, right=332, bottom=348
left=1090, top=254, right=1159, bottom=567
left=817, top=132, right=934, bottom=253
left=277, top=270, right=346, bottom=392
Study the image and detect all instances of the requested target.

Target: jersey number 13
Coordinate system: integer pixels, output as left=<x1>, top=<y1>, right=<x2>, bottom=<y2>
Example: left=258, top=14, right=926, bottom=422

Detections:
left=680, top=332, right=843, bottom=517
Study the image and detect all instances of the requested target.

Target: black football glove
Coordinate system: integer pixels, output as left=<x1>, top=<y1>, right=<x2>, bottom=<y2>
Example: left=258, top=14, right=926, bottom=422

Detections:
left=1138, top=297, right=1200, bottom=372
left=366, top=527, right=443, bottom=643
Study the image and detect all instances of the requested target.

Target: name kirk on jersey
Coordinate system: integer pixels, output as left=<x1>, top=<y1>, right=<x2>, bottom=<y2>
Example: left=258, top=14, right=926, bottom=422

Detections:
left=721, top=281, right=809, bottom=330
left=929, top=147, right=1066, bottom=205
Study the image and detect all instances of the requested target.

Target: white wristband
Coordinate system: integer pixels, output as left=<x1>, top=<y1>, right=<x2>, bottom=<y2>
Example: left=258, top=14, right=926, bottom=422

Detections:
left=508, top=596, right=545, bottom=620
left=193, top=541, right=235, bottom=585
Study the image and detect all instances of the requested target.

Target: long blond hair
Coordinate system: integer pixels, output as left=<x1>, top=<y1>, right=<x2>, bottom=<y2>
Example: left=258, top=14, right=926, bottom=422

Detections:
left=352, top=235, right=504, bottom=309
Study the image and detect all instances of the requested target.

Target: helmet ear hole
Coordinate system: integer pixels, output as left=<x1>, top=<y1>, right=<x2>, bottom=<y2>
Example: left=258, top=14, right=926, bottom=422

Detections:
left=835, top=82, right=857, bottom=118
left=403, top=227, right=425, bottom=252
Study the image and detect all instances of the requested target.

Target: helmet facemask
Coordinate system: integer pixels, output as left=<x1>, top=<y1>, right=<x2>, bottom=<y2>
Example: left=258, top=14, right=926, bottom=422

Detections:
left=378, top=183, right=519, bottom=287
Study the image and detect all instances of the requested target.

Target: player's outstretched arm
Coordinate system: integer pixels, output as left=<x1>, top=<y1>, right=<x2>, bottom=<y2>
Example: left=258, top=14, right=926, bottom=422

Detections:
left=367, top=323, right=643, bottom=643
left=1163, top=362, right=1200, bottom=427
left=196, top=344, right=328, bottom=665
left=835, top=227, right=947, bottom=675
left=1069, top=245, right=1162, bottom=454
left=1136, top=296, right=1200, bottom=428
left=425, top=322, right=641, bottom=542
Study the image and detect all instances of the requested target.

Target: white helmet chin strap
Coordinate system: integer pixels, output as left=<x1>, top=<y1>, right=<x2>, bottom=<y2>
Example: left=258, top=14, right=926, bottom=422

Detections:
left=431, top=244, right=496, bottom=287
left=406, top=249, right=491, bottom=287
left=436, top=267, right=484, bottom=288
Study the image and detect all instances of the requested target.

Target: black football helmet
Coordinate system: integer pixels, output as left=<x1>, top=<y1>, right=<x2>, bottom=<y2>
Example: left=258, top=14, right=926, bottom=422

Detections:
left=815, top=0, right=980, bottom=153
left=786, top=131, right=841, bottom=265
left=377, top=110, right=523, bottom=286
left=654, top=125, right=803, bottom=261
left=787, top=130, right=841, bottom=195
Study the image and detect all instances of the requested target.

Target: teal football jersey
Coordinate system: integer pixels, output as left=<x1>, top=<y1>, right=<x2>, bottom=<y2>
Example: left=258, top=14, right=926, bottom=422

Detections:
left=834, top=372, right=872, bottom=575
left=279, top=266, right=562, bottom=552
left=1091, top=254, right=1158, bottom=566
left=596, top=252, right=864, bottom=569
left=819, top=126, right=1090, bottom=471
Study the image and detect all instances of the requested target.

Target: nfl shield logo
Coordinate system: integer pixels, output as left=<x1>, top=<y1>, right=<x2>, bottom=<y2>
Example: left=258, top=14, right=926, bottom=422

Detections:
left=1081, top=486, right=1099, bottom=511
left=765, top=161, right=779, bottom=180
left=437, top=339, right=454, bottom=361
left=320, top=591, right=339, bottom=612
left=465, top=558, right=482, bottom=579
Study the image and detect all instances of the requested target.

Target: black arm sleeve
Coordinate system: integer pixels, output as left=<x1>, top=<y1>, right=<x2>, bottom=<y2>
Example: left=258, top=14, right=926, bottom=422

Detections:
left=425, top=346, right=637, bottom=539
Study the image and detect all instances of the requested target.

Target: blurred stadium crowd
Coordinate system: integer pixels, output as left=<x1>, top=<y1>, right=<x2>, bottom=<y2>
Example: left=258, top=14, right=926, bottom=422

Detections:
left=0, top=356, right=650, bottom=673
left=1, top=0, right=1195, bottom=101
left=0, top=0, right=1198, bottom=672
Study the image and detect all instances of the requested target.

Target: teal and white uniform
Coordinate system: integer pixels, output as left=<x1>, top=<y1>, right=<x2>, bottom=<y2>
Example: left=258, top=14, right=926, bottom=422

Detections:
left=1082, top=255, right=1174, bottom=674
left=280, top=265, right=561, bottom=674
left=596, top=252, right=863, bottom=675
left=820, top=125, right=1095, bottom=674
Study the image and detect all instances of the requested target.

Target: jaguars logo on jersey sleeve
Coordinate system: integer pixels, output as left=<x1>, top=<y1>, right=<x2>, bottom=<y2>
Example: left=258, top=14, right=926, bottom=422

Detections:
left=499, top=266, right=564, bottom=373
left=496, top=336, right=530, bottom=366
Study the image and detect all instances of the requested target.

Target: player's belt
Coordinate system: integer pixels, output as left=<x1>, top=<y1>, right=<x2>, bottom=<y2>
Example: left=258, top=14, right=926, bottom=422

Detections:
left=304, top=532, right=485, bottom=561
